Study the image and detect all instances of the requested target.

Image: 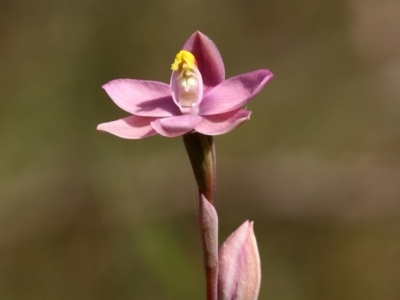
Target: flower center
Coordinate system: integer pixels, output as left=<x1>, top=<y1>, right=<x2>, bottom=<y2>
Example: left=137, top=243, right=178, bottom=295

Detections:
left=170, top=50, right=203, bottom=114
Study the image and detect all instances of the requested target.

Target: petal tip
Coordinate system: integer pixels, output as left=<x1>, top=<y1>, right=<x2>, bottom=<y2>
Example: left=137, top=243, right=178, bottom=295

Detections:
left=101, top=79, right=116, bottom=90
left=96, top=123, right=105, bottom=131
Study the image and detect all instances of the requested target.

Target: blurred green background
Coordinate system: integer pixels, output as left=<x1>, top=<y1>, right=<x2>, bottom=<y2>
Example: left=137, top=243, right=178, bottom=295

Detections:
left=1, top=0, right=400, bottom=299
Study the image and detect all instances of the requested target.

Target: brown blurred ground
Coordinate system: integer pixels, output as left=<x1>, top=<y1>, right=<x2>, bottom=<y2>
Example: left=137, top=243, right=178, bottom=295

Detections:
left=1, top=0, right=400, bottom=299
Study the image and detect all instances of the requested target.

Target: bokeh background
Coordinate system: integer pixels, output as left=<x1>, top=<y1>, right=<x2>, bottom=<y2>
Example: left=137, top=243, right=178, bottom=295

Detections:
left=1, top=0, right=400, bottom=299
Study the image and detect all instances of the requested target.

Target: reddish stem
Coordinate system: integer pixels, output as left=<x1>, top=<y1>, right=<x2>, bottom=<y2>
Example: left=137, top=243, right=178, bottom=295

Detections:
left=183, top=133, right=218, bottom=300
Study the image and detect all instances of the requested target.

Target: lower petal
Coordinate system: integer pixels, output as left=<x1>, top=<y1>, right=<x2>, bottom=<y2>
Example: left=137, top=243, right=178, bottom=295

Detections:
left=195, top=109, right=251, bottom=135
left=151, top=115, right=202, bottom=137
left=97, top=115, right=158, bottom=139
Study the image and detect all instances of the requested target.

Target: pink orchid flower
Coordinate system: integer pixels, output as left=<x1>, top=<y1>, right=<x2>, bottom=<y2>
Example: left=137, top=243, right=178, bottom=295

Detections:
left=97, top=31, right=273, bottom=138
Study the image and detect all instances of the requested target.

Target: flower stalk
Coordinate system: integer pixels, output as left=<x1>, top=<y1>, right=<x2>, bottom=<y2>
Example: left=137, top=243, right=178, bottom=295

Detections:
left=184, top=132, right=218, bottom=300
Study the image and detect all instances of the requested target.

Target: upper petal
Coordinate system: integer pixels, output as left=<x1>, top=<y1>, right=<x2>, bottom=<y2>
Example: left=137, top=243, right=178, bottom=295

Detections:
left=103, top=79, right=180, bottom=117
left=183, top=31, right=225, bottom=90
left=199, top=69, right=273, bottom=115
left=151, top=115, right=202, bottom=137
left=195, top=109, right=251, bottom=136
left=97, top=115, right=158, bottom=139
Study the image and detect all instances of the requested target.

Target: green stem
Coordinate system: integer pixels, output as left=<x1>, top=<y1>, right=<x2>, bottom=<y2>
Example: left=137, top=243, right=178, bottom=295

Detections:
left=182, top=132, right=216, bottom=203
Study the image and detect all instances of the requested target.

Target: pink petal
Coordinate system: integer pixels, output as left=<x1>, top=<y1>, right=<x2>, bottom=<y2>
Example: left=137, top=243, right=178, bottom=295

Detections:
left=199, top=69, right=273, bottom=115
left=97, top=115, right=158, bottom=139
left=103, top=79, right=180, bottom=117
left=195, top=109, right=251, bottom=135
left=183, top=31, right=225, bottom=90
left=150, top=115, right=202, bottom=137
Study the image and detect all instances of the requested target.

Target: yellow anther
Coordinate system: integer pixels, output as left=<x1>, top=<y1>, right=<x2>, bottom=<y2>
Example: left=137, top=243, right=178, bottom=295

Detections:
left=171, top=50, right=197, bottom=72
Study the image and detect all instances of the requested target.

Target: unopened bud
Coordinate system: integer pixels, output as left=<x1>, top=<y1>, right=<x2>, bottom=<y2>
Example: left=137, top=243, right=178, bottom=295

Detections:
left=218, top=221, right=261, bottom=300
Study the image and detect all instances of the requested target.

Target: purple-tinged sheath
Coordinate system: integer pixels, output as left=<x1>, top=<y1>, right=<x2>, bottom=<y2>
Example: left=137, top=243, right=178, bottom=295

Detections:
left=199, top=195, right=219, bottom=300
